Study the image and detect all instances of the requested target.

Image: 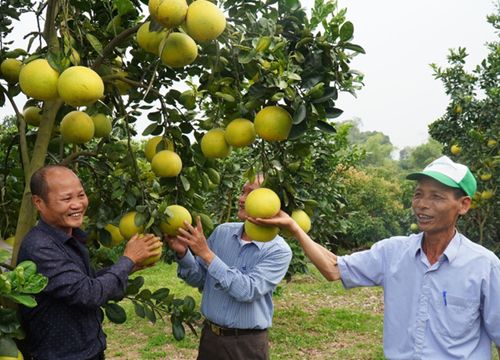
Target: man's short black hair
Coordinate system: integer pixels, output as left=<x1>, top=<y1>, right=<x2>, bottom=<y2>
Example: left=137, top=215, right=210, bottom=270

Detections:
left=30, top=165, right=68, bottom=202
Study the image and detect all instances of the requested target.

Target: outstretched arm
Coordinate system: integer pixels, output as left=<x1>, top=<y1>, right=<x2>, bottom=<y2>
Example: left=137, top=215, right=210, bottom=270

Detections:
left=249, top=211, right=341, bottom=281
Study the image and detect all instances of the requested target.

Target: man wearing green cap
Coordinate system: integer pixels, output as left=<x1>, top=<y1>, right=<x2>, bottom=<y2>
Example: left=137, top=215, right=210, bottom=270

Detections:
left=250, top=156, right=500, bottom=359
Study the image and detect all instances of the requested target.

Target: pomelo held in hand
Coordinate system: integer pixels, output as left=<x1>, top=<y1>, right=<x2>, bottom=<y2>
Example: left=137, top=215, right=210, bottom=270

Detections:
left=19, top=59, right=59, bottom=100
left=57, top=66, right=104, bottom=106
left=119, top=211, right=145, bottom=240
left=151, top=150, right=182, bottom=177
left=0, top=349, right=24, bottom=360
left=245, top=188, right=281, bottom=218
left=140, top=236, right=163, bottom=266
left=160, top=205, right=192, bottom=236
left=244, top=220, right=279, bottom=242
left=254, top=106, right=292, bottom=142
left=60, top=111, right=95, bottom=144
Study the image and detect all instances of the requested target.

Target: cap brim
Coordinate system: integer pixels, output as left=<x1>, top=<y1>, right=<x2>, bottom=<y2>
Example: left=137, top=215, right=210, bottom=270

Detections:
left=406, top=171, right=461, bottom=189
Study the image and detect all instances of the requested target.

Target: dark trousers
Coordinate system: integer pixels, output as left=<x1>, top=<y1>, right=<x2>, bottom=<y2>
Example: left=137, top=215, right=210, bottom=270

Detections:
left=197, top=324, right=269, bottom=360
left=28, top=353, right=104, bottom=360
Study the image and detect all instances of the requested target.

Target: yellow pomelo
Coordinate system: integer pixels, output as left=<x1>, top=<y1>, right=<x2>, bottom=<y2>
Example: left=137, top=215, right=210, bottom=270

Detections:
left=244, top=220, right=279, bottom=242
left=450, top=144, right=461, bottom=155
left=245, top=188, right=281, bottom=218
left=91, top=113, right=112, bottom=138
left=225, top=118, right=256, bottom=147
left=19, top=59, right=59, bottom=100
left=0, top=349, right=23, bottom=360
left=254, top=106, right=292, bottom=142
left=104, top=224, right=125, bottom=247
left=149, top=0, right=188, bottom=29
left=487, top=139, right=497, bottom=148
left=136, top=21, right=167, bottom=55
left=4, top=236, right=15, bottom=246
left=1, top=58, right=22, bottom=84
left=160, top=204, right=192, bottom=236
left=144, top=136, right=174, bottom=162
left=60, top=111, right=95, bottom=144
left=141, top=242, right=163, bottom=266
left=57, top=66, right=104, bottom=106
left=287, top=209, right=312, bottom=236
left=201, top=128, right=231, bottom=158
left=481, top=190, right=493, bottom=200
left=480, top=173, right=492, bottom=181
left=23, top=106, right=43, bottom=126
left=159, top=32, right=198, bottom=68
left=185, top=0, right=226, bottom=42
left=119, top=211, right=145, bottom=240
left=151, top=150, right=182, bottom=177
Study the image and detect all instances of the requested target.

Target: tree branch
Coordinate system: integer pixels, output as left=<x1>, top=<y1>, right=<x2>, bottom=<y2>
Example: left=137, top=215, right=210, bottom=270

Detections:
left=0, top=83, right=30, bottom=171
left=92, top=24, right=141, bottom=70
left=60, top=151, right=99, bottom=166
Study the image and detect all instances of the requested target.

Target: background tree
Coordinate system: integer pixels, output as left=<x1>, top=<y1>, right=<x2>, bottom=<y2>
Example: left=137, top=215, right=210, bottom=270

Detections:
left=429, top=10, right=499, bottom=254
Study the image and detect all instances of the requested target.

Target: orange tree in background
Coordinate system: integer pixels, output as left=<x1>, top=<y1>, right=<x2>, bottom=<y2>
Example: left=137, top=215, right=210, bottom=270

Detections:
left=0, top=0, right=365, bottom=352
left=429, top=11, right=499, bottom=254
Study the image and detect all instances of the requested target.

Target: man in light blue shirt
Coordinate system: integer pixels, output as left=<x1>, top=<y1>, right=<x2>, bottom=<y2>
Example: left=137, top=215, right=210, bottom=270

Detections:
left=252, top=156, right=500, bottom=359
left=166, top=174, right=292, bottom=360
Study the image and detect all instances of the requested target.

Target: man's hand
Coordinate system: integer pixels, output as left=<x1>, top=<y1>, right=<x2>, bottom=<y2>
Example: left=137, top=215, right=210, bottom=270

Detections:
left=248, top=210, right=298, bottom=234
left=165, top=234, right=188, bottom=258
left=176, top=216, right=215, bottom=265
left=123, top=233, right=162, bottom=268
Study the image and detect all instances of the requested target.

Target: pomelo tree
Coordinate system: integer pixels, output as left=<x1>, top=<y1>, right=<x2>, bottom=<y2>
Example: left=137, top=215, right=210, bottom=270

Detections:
left=0, top=0, right=365, bottom=352
left=429, top=11, right=499, bottom=254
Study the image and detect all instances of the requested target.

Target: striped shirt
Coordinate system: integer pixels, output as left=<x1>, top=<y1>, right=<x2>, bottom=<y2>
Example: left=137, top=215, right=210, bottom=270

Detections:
left=177, top=222, right=292, bottom=329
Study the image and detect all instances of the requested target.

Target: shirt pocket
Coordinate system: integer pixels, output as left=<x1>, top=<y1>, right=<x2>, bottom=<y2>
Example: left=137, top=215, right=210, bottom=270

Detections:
left=431, top=293, right=480, bottom=339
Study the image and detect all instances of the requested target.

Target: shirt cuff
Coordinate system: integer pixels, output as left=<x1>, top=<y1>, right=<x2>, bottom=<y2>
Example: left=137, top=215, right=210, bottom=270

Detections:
left=117, top=256, right=135, bottom=273
left=177, top=249, right=198, bottom=268
left=336, top=256, right=355, bottom=289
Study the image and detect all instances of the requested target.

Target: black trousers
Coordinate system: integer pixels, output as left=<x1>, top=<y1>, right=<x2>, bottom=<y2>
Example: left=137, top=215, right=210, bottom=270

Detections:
left=197, top=323, right=269, bottom=360
left=28, top=352, right=104, bottom=360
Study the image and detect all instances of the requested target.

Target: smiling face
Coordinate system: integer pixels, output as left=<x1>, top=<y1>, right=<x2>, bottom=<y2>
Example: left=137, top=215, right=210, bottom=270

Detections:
left=411, top=177, right=470, bottom=240
left=32, top=167, right=88, bottom=235
left=237, top=174, right=264, bottom=221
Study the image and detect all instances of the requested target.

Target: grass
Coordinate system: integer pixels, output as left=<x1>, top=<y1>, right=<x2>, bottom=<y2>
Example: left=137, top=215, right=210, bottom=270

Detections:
left=105, top=262, right=499, bottom=360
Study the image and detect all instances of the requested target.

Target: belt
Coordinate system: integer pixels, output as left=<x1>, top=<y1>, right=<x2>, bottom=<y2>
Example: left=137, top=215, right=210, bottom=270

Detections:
left=205, top=320, right=267, bottom=337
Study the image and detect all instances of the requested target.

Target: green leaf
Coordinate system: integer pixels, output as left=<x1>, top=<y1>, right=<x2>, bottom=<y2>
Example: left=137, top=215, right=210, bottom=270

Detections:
left=340, top=21, right=354, bottom=41
left=182, top=296, right=195, bottom=312
left=312, top=87, right=338, bottom=103
left=86, top=34, right=103, bottom=55
left=104, top=303, right=127, bottom=324
left=0, top=308, right=20, bottom=334
left=215, top=92, right=235, bottom=102
left=144, top=305, right=156, bottom=324
left=315, top=121, right=336, bottom=133
left=206, top=168, right=220, bottom=184
left=113, top=0, right=135, bottom=15
left=293, top=103, right=307, bottom=124
left=126, top=276, right=144, bottom=295
left=180, top=175, right=190, bottom=191
left=6, top=293, right=37, bottom=307
left=0, top=336, right=18, bottom=357
left=0, top=249, right=10, bottom=264
left=151, top=288, right=170, bottom=302
left=326, top=108, right=343, bottom=119
left=343, top=43, right=366, bottom=54
left=289, top=121, right=308, bottom=140
left=172, top=320, right=185, bottom=340
left=134, top=302, right=145, bottom=318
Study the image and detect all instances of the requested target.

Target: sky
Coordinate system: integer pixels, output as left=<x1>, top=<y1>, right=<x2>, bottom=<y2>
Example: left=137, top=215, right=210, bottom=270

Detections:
left=2, top=0, right=498, bottom=151
left=312, top=0, right=498, bottom=151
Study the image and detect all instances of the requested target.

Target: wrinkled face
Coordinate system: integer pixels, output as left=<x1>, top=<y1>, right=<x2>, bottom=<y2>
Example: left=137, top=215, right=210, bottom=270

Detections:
left=33, top=168, right=88, bottom=235
left=237, top=175, right=264, bottom=220
left=411, top=177, right=470, bottom=238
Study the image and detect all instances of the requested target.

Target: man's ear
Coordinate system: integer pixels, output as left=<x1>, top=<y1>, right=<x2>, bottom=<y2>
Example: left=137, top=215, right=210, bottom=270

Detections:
left=458, top=196, right=472, bottom=216
left=32, top=195, right=44, bottom=212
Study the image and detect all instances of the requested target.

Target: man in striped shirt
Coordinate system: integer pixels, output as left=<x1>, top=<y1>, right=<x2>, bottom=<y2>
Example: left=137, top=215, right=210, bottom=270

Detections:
left=167, top=174, right=292, bottom=360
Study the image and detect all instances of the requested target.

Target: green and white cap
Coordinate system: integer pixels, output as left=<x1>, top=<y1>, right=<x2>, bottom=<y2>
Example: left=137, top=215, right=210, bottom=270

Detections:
left=406, top=155, right=477, bottom=197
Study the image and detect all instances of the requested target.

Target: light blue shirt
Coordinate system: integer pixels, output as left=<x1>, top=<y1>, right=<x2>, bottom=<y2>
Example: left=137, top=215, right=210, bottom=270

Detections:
left=338, top=232, right=500, bottom=359
left=177, top=222, right=292, bottom=329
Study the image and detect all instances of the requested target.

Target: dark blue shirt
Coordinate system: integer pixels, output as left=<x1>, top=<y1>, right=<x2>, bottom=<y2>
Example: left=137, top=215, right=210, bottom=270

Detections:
left=17, top=220, right=134, bottom=360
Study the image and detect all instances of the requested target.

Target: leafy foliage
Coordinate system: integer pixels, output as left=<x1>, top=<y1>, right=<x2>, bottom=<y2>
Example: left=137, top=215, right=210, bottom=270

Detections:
left=429, top=12, right=499, bottom=254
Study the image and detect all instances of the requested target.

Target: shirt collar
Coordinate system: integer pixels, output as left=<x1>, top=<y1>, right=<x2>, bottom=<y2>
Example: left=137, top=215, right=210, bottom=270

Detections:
left=412, top=230, right=461, bottom=263
left=232, top=224, right=265, bottom=249
left=38, top=218, right=87, bottom=244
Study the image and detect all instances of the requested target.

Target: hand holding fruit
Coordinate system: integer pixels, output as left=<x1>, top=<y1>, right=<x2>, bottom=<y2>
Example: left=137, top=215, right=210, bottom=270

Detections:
left=123, top=233, right=162, bottom=270
left=165, top=234, right=188, bottom=258
left=176, top=216, right=214, bottom=264
left=248, top=210, right=298, bottom=234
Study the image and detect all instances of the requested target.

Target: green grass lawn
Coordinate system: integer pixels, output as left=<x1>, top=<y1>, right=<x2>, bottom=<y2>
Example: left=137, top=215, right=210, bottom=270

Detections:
left=104, top=262, right=499, bottom=360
